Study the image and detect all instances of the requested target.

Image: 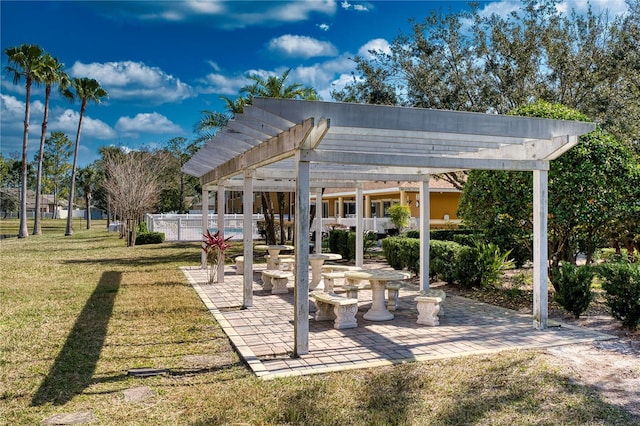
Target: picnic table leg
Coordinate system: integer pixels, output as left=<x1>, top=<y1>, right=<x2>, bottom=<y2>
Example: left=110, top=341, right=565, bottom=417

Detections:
left=363, top=279, right=394, bottom=321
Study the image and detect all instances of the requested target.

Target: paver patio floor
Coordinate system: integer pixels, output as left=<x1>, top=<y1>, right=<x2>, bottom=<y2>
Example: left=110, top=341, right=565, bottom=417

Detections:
left=181, top=264, right=615, bottom=380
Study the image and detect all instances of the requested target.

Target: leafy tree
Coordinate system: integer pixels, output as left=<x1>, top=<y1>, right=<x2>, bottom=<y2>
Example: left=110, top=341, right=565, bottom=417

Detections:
left=0, top=189, right=19, bottom=218
left=42, top=132, right=72, bottom=219
left=0, top=154, right=11, bottom=187
left=4, top=43, right=46, bottom=238
left=459, top=101, right=640, bottom=270
left=62, top=77, right=108, bottom=236
left=332, top=0, right=640, bottom=149
left=33, top=54, right=69, bottom=234
left=159, top=137, right=201, bottom=213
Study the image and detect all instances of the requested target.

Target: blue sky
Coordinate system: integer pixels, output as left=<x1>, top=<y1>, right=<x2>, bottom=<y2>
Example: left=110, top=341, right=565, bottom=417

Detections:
left=0, top=0, right=630, bottom=167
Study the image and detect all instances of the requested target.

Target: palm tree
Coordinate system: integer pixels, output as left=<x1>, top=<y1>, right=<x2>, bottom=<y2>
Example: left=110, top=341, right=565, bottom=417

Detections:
left=4, top=44, right=45, bottom=238
left=63, top=77, right=108, bottom=236
left=33, top=54, right=69, bottom=235
left=240, top=69, right=319, bottom=244
left=194, top=69, right=318, bottom=244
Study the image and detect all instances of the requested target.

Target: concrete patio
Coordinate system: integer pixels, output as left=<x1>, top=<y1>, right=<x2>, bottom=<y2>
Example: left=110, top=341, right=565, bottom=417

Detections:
left=181, top=264, right=615, bottom=380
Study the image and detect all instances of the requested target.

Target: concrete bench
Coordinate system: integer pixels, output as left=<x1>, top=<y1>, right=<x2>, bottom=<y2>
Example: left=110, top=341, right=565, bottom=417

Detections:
left=278, top=257, right=295, bottom=271
left=385, top=281, right=403, bottom=311
left=414, top=289, right=446, bottom=326
left=321, top=265, right=361, bottom=273
left=343, top=282, right=371, bottom=299
left=310, top=291, right=358, bottom=329
left=234, top=256, right=244, bottom=275
left=343, top=281, right=404, bottom=310
left=261, top=270, right=293, bottom=294
left=321, top=272, right=346, bottom=293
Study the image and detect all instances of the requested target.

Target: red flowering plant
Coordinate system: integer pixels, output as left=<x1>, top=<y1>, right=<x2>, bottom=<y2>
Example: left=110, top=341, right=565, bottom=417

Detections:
left=202, top=230, right=232, bottom=283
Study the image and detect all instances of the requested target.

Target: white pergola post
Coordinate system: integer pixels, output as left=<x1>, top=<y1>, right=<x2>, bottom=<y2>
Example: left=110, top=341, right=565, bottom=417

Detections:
left=217, top=184, right=226, bottom=283
left=294, top=151, right=310, bottom=356
left=419, top=177, right=430, bottom=291
left=315, top=188, right=322, bottom=254
left=533, top=168, right=549, bottom=329
left=355, top=185, right=363, bottom=268
left=243, top=172, right=254, bottom=308
left=201, top=187, right=209, bottom=269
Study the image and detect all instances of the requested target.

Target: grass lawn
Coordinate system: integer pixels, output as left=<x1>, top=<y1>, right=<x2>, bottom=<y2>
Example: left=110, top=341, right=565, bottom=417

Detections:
left=0, top=219, right=635, bottom=425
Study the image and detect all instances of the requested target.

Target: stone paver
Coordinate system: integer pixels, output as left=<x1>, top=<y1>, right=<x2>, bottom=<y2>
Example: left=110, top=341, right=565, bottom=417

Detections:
left=181, top=265, right=615, bottom=380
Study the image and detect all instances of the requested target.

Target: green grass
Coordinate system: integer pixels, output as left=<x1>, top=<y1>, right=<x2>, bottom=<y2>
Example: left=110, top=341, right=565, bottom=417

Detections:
left=0, top=219, right=635, bottom=425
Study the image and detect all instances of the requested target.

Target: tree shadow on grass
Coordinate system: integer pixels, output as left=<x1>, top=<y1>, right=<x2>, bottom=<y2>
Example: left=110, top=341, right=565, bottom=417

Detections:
left=31, top=271, right=120, bottom=406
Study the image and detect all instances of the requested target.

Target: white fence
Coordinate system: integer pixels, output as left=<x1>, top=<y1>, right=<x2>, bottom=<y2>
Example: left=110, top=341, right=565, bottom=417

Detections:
left=146, top=213, right=264, bottom=242
left=146, top=214, right=460, bottom=242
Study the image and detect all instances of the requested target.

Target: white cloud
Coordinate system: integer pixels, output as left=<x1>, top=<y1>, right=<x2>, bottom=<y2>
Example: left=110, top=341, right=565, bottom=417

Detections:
left=341, top=1, right=369, bottom=12
left=358, top=38, right=391, bottom=60
left=477, top=0, right=628, bottom=20
left=556, top=0, right=628, bottom=16
left=268, top=35, right=338, bottom=58
left=318, top=23, right=330, bottom=31
left=50, top=109, right=116, bottom=140
left=98, top=1, right=337, bottom=29
left=69, top=61, right=195, bottom=105
left=198, top=72, right=251, bottom=96
left=115, top=112, right=183, bottom=135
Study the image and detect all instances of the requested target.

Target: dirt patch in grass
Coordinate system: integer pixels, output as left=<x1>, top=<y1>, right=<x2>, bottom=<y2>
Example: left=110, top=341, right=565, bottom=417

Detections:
left=434, top=268, right=640, bottom=419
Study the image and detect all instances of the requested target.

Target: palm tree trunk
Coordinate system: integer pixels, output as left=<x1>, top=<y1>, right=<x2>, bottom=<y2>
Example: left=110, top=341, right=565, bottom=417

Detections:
left=85, top=191, right=92, bottom=229
left=19, top=77, right=32, bottom=239
left=33, top=84, right=51, bottom=235
left=65, top=101, right=86, bottom=236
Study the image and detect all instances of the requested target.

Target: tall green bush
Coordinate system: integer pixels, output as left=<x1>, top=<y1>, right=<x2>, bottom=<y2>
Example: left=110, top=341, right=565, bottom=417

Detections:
left=328, top=229, right=376, bottom=261
left=550, top=263, right=594, bottom=319
left=453, top=242, right=513, bottom=288
left=598, top=262, right=640, bottom=329
left=387, top=204, right=411, bottom=232
left=382, top=236, right=448, bottom=276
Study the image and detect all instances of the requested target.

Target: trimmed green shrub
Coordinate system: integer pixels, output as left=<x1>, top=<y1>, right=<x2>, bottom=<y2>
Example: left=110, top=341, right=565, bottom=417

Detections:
left=328, top=229, right=349, bottom=257
left=430, top=240, right=463, bottom=283
left=597, top=262, right=640, bottom=329
left=329, top=229, right=376, bottom=261
left=431, top=229, right=478, bottom=242
left=453, top=242, right=513, bottom=288
left=405, top=230, right=420, bottom=239
left=551, top=263, right=594, bottom=319
left=135, top=232, right=165, bottom=245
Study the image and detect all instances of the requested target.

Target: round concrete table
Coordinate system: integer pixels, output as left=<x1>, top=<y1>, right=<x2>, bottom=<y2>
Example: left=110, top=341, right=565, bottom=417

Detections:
left=343, top=270, right=410, bottom=321
left=254, top=244, right=294, bottom=270
left=309, top=253, right=342, bottom=290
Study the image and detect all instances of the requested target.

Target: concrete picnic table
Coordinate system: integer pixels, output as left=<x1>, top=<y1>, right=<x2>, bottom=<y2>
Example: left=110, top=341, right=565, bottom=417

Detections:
left=308, top=253, right=342, bottom=290
left=254, top=244, right=294, bottom=270
left=343, top=269, right=411, bottom=321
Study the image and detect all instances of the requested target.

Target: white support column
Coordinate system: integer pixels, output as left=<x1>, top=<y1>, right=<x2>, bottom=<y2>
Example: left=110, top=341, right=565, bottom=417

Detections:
left=419, top=177, right=430, bottom=291
left=533, top=168, right=549, bottom=329
left=315, top=188, right=322, bottom=254
left=355, top=186, right=364, bottom=268
left=201, top=187, right=209, bottom=269
left=217, top=184, right=226, bottom=283
left=365, top=195, right=371, bottom=218
left=243, top=172, right=254, bottom=308
left=338, top=196, right=344, bottom=218
left=294, top=151, right=310, bottom=356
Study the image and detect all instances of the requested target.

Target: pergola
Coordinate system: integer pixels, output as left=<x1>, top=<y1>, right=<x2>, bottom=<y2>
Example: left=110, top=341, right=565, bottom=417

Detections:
left=183, top=97, right=595, bottom=356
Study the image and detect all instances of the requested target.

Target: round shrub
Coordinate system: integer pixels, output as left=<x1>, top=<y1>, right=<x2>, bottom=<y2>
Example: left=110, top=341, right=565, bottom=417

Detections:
left=597, top=262, right=640, bottom=329
left=550, top=263, right=594, bottom=319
